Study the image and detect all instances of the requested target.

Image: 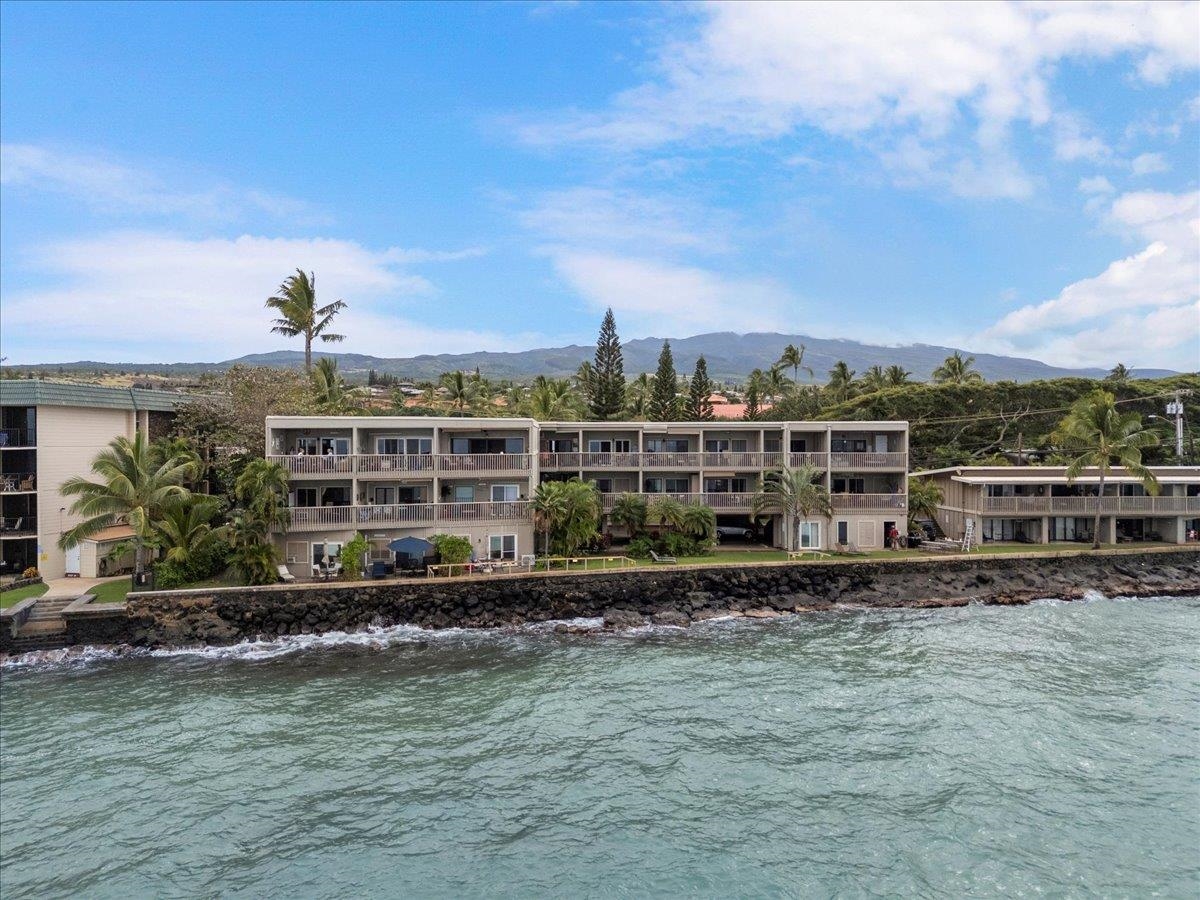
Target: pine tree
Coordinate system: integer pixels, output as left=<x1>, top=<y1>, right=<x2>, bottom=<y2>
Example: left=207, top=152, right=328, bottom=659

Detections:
left=686, top=356, right=715, bottom=420
left=649, top=340, right=680, bottom=422
left=588, top=308, right=626, bottom=420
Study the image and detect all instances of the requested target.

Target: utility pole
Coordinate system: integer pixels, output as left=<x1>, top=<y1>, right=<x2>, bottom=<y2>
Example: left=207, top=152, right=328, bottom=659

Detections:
left=1166, top=392, right=1185, bottom=458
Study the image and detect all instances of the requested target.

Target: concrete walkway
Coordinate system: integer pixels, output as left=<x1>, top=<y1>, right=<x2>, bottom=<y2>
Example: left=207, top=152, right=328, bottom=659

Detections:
left=41, top=575, right=126, bottom=600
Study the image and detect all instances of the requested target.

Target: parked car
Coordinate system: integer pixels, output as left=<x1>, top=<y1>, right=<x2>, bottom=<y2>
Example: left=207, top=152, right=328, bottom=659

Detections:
left=716, top=525, right=755, bottom=541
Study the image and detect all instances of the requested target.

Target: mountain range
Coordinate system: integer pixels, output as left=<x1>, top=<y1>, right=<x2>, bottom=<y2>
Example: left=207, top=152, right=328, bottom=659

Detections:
left=13, top=332, right=1179, bottom=384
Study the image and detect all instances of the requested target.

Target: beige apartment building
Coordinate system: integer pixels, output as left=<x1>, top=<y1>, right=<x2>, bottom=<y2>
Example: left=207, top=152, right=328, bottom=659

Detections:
left=0, top=381, right=189, bottom=579
left=913, top=465, right=1200, bottom=546
left=265, top=415, right=909, bottom=573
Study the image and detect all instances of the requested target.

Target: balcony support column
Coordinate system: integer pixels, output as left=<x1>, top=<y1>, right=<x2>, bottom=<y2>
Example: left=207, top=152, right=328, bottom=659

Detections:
left=1040, top=516, right=1050, bottom=544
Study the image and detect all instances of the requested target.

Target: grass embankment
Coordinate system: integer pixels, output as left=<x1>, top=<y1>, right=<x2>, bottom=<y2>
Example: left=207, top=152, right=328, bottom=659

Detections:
left=672, top=541, right=1174, bottom=566
left=0, top=582, right=49, bottom=609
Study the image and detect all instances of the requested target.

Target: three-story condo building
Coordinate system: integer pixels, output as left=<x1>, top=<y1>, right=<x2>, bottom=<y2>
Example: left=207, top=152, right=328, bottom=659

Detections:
left=265, top=416, right=909, bottom=574
left=913, top=465, right=1200, bottom=546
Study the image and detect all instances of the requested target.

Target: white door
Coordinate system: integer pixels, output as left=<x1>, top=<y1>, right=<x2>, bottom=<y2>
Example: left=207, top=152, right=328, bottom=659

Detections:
left=65, top=543, right=82, bottom=576
left=874, top=434, right=889, bottom=453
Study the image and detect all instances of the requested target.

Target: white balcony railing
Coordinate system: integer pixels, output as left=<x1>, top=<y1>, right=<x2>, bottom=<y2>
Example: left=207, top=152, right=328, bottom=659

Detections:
left=270, top=454, right=355, bottom=476
left=982, top=495, right=1200, bottom=515
left=829, top=452, right=907, bottom=469
left=286, top=501, right=532, bottom=531
left=830, top=493, right=908, bottom=511
left=270, top=453, right=533, bottom=477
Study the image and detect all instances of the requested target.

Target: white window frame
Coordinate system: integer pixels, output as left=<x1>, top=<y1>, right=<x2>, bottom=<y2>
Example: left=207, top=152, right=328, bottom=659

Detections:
left=312, top=542, right=343, bottom=566
left=294, top=487, right=317, bottom=508
left=285, top=541, right=307, bottom=564
left=836, top=520, right=849, bottom=545
left=799, top=521, right=820, bottom=549
left=490, top=484, right=519, bottom=502
left=488, top=533, right=517, bottom=560
left=374, top=486, right=396, bottom=505
left=453, top=485, right=476, bottom=502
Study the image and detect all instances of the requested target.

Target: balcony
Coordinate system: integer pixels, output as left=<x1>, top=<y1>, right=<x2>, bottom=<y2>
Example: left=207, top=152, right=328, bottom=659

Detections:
left=829, top=452, right=907, bottom=469
left=270, top=453, right=534, bottom=478
left=982, top=495, right=1200, bottom=515
left=599, top=492, right=772, bottom=513
left=0, top=428, right=35, bottom=448
left=286, top=501, right=531, bottom=532
left=831, top=493, right=907, bottom=512
left=0, top=516, right=37, bottom=537
left=0, top=473, right=36, bottom=493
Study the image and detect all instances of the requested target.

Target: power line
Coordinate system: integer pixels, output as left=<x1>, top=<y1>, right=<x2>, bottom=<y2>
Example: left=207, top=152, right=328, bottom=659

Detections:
left=910, top=390, right=1189, bottom=426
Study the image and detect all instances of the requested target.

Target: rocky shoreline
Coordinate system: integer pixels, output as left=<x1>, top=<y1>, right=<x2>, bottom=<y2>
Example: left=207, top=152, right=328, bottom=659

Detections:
left=2, top=549, right=1197, bottom=658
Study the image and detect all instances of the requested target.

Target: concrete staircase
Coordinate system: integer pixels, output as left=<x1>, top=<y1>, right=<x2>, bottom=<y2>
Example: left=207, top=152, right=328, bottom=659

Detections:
left=11, top=597, right=74, bottom=652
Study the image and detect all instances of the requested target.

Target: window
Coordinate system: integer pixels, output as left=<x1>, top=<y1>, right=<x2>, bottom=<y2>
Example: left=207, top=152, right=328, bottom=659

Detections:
left=732, top=439, right=748, bottom=452
left=374, top=486, right=395, bottom=505
left=831, top=438, right=868, bottom=452
left=799, top=521, right=820, bottom=549
left=294, top=487, right=317, bottom=508
left=614, top=440, right=631, bottom=453
left=397, top=486, right=424, bottom=504
left=489, top=534, right=517, bottom=560
left=312, top=542, right=343, bottom=566
left=790, top=438, right=807, bottom=452
left=453, top=485, right=476, bottom=502
left=665, top=478, right=690, bottom=494
left=588, top=440, right=609, bottom=453
left=450, top=437, right=525, bottom=455
left=836, top=521, right=849, bottom=545
left=705, top=439, right=728, bottom=452
left=832, top=478, right=865, bottom=494
left=285, top=541, right=307, bottom=564
left=704, top=477, right=747, bottom=493
left=376, top=437, right=432, bottom=455
left=646, top=437, right=689, bottom=453
left=764, top=438, right=782, bottom=452
left=644, top=477, right=663, bottom=493
left=491, top=484, right=519, bottom=502
left=320, top=486, right=350, bottom=506
left=594, top=478, right=614, bottom=494
left=544, top=438, right=577, bottom=452
left=295, top=436, right=319, bottom=455
left=320, top=437, right=350, bottom=455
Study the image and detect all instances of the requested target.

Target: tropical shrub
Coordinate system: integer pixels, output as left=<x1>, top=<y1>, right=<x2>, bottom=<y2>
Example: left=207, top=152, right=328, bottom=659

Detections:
left=340, top=532, right=370, bottom=580
left=153, top=541, right=231, bottom=590
left=21, top=567, right=39, bottom=579
left=429, top=533, right=473, bottom=564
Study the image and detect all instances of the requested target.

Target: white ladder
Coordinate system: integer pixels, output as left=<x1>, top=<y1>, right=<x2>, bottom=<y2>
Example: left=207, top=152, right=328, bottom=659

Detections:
left=962, top=519, right=976, bottom=553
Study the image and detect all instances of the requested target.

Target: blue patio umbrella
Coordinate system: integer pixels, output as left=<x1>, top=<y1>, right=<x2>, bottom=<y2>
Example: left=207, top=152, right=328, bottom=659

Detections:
left=388, top=536, right=434, bottom=557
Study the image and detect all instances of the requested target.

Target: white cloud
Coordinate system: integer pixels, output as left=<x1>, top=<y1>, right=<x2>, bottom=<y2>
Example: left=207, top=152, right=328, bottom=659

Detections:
left=516, top=1, right=1199, bottom=199
left=1130, top=151, right=1170, bottom=175
left=0, top=143, right=321, bottom=223
left=545, top=249, right=794, bottom=337
left=0, top=232, right=512, bottom=362
left=979, top=189, right=1200, bottom=369
left=1078, top=175, right=1115, bottom=194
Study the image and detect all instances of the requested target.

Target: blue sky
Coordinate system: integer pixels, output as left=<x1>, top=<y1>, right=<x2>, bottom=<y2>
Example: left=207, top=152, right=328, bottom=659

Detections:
left=1, top=1, right=1198, bottom=371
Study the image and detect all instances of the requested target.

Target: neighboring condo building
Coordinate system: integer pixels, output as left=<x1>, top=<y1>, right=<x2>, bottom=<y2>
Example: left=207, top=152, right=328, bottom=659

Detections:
left=913, top=465, right=1200, bottom=545
left=265, top=415, right=909, bottom=573
left=0, top=381, right=192, bottom=579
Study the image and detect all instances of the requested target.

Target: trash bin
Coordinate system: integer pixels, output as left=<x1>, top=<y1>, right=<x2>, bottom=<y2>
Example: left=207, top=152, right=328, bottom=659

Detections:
left=132, top=570, right=154, bottom=591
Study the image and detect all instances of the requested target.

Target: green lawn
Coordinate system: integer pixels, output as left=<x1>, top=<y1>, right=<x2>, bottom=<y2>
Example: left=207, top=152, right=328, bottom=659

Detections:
left=90, top=578, right=133, bottom=604
left=666, top=541, right=1176, bottom=567
left=0, top=581, right=48, bottom=609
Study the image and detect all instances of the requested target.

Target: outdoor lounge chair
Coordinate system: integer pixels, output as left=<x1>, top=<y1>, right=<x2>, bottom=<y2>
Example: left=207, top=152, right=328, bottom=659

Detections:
left=649, top=550, right=677, bottom=564
left=276, top=564, right=296, bottom=583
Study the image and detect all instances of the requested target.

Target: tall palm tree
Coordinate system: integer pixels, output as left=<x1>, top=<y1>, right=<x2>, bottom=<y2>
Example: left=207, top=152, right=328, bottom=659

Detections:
left=826, top=361, right=857, bottom=404
left=530, top=479, right=601, bottom=555
left=530, top=480, right=569, bottom=555
left=265, top=269, right=348, bottom=373
left=1105, top=363, right=1132, bottom=385
left=226, top=510, right=278, bottom=585
left=763, top=365, right=792, bottom=402
left=751, top=464, right=831, bottom=551
left=1052, top=389, right=1159, bottom=549
left=932, top=351, right=984, bottom=385
left=59, top=432, right=196, bottom=576
left=906, top=477, right=944, bottom=531
left=884, top=364, right=912, bottom=387
left=776, top=343, right=814, bottom=384
left=624, top=373, right=652, bottom=418
left=154, top=495, right=227, bottom=565
left=234, top=458, right=291, bottom=535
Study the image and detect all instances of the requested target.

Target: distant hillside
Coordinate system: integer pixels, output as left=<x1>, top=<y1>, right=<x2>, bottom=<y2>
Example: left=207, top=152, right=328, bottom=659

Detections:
left=10, top=332, right=1180, bottom=383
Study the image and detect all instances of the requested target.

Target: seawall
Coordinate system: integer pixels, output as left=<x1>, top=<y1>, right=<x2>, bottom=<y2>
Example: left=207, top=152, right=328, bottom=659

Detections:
left=6, top=547, right=1192, bottom=653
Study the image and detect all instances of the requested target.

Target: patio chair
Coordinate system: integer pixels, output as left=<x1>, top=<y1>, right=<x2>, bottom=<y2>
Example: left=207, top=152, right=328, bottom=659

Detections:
left=649, top=550, right=677, bottom=564
left=276, top=564, right=296, bottom=583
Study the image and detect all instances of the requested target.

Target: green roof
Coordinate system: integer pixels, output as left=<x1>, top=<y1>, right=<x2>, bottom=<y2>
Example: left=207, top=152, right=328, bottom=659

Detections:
left=0, top=380, right=196, bottom=413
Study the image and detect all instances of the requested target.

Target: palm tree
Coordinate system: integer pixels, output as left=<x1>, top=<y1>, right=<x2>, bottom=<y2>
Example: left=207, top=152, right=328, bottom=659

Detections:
left=234, top=458, right=291, bottom=535
left=763, top=365, right=791, bottom=402
left=609, top=492, right=647, bottom=538
left=751, top=464, right=831, bottom=551
left=226, top=510, right=278, bottom=585
left=530, top=479, right=601, bottom=555
left=906, top=477, right=944, bottom=531
left=530, top=481, right=569, bottom=555
left=154, top=495, right=227, bottom=565
left=826, top=361, right=857, bottom=404
left=311, top=356, right=350, bottom=412
left=265, top=269, right=348, bottom=373
left=624, top=373, right=652, bottom=418
left=861, top=365, right=888, bottom=393
left=1052, top=389, right=1159, bottom=549
left=884, top=364, right=912, bottom=387
left=1105, top=363, right=1132, bottom=385
left=680, top=503, right=716, bottom=544
left=932, top=351, right=984, bottom=385
left=440, top=370, right=483, bottom=414
left=526, top=376, right=580, bottom=420
left=59, top=432, right=195, bottom=577
left=647, top=495, right=688, bottom=532
left=776, top=343, right=814, bottom=384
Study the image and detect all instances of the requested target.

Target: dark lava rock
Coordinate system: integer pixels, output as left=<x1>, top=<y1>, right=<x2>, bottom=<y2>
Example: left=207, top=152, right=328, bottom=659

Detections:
left=603, top=607, right=647, bottom=628
left=651, top=610, right=691, bottom=627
